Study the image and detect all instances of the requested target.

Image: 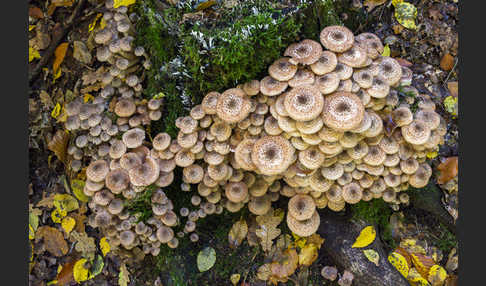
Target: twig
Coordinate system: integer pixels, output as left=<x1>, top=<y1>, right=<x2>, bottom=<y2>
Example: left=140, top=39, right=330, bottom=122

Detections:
left=29, top=0, right=87, bottom=84
left=442, top=58, right=458, bottom=86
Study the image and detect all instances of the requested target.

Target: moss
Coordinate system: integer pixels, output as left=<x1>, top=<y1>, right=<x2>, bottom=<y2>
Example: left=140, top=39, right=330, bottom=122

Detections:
left=350, top=199, right=397, bottom=249
left=124, top=185, right=157, bottom=223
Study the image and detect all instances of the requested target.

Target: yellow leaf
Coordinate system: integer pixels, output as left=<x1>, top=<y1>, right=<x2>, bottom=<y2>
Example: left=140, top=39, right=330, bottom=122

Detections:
left=388, top=251, right=410, bottom=278
left=428, top=265, right=447, bottom=285
left=152, top=92, right=166, bottom=99
left=100, top=237, right=111, bottom=256
left=53, top=42, right=69, bottom=74
left=230, top=273, right=241, bottom=286
left=392, top=0, right=404, bottom=6
left=306, top=233, right=325, bottom=249
left=426, top=150, right=438, bottom=159
left=73, top=258, right=90, bottom=283
left=443, top=96, right=458, bottom=116
left=196, top=0, right=217, bottom=11
left=88, top=13, right=102, bottom=32
left=99, top=17, right=106, bottom=30
left=228, top=219, right=248, bottom=249
left=29, top=224, right=35, bottom=240
left=51, top=103, right=62, bottom=119
left=54, top=194, right=80, bottom=213
left=382, top=44, right=391, bottom=57
left=118, top=263, right=130, bottom=286
left=363, top=249, right=380, bottom=266
left=29, top=25, right=36, bottom=31
left=352, top=226, right=376, bottom=248
left=46, top=280, right=58, bottom=285
left=52, top=67, right=62, bottom=83
left=84, top=93, right=95, bottom=103
left=298, top=243, right=319, bottom=266
left=394, top=2, right=418, bottom=30
left=113, top=0, right=136, bottom=9
left=61, top=216, right=76, bottom=235
left=51, top=208, right=67, bottom=223
left=292, top=232, right=307, bottom=249
left=407, top=267, right=430, bottom=285
left=29, top=46, right=41, bottom=62
left=71, top=179, right=90, bottom=202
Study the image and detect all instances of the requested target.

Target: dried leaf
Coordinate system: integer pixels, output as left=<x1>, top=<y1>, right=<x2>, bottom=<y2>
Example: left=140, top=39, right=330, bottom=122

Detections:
left=228, top=219, right=248, bottom=249
left=440, top=53, right=455, bottom=71
left=29, top=46, right=41, bottom=62
left=363, top=249, right=380, bottom=266
left=394, top=2, right=417, bottom=30
left=71, top=179, right=90, bottom=203
left=113, top=0, right=136, bottom=9
left=73, top=258, right=90, bottom=283
left=36, top=226, right=69, bottom=257
left=197, top=247, right=216, bottom=272
left=37, top=193, right=56, bottom=208
left=428, top=265, right=447, bottom=285
left=352, top=226, right=376, bottom=248
left=29, top=6, right=44, bottom=19
left=389, top=251, right=410, bottom=278
left=56, top=260, right=75, bottom=285
left=395, top=58, right=413, bottom=67
left=53, top=42, right=69, bottom=75
left=255, top=210, right=282, bottom=252
left=71, top=231, right=96, bottom=260
left=118, top=263, right=130, bottom=286
left=447, top=82, right=458, bottom=98
left=298, top=243, right=319, bottom=266
left=39, top=90, right=54, bottom=108
left=275, top=234, right=292, bottom=250
left=52, top=0, right=74, bottom=7
left=437, top=157, right=458, bottom=184
left=48, top=130, right=69, bottom=164
left=230, top=273, right=241, bottom=286
left=61, top=216, right=76, bottom=235
left=269, top=248, right=298, bottom=283
left=363, top=0, right=387, bottom=12
left=100, top=237, right=111, bottom=256
left=257, top=264, right=271, bottom=281
left=382, top=44, right=391, bottom=57
left=410, top=253, right=435, bottom=280
left=196, top=0, right=217, bottom=11
left=407, top=267, right=430, bottom=285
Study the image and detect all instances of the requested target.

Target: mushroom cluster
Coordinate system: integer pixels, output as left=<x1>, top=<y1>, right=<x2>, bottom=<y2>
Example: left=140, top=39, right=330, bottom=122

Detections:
left=65, top=0, right=159, bottom=173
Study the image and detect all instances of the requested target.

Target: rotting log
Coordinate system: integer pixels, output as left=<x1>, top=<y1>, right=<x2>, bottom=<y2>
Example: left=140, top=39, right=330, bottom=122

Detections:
left=317, top=210, right=410, bottom=286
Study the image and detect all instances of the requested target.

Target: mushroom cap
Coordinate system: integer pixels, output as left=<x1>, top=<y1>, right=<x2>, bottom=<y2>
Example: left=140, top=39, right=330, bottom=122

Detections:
left=296, top=117, right=324, bottom=135
left=107, top=198, right=124, bottom=215
left=376, top=57, right=402, bottom=86
left=122, top=128, right=145, bottom=149
left=109, top=139, right=127, bottom=159
left=355, top=33, right=384, bottom=59
left=298, top=147, right=325, bottom=170
left=183, top=164, right=204, bottom=184
left=378, top=136, right=399, bottom=154
left=384, top=153, right=400, bottom=167
left=120, top=230, right=135, bottom=247
left=120, top=152, right=142, bottom=171
left=363, top=145, right=386, bottom=166
left=225, top=181, right=248, bottom=203
left=286, top=210, right=320, bottom=237
left=401, top=120, right=431, bottom=145
left=251, top=136, right=295, bottom=175
left=289, top=69, right=315, bottom=87
left=384, top=173, right=401, bottom=187
left=327, top=199, right=346, bottom=211
left=129, top=156, right=160, bottom=186
left=391, top=106, right=413, bottom=127
left=366, top=76, right=390, bottom=98
left=309, top=171, right=333, bottom=192
left=152, top=132, right=171, bottom=151
left=310, top=51, right=338, bottom=75
left=174, top=149, right=195, bottom=167
left=339, top=131, right=362, bottom=148
left=322, top=91, right=365, bottom=132
left=202, top=91, right=220, bottom=115
left=346, top=141, right=369, bottom=160
left=268, top=57, right=298, bottom=81
left=288, top=194, right=316, bottom=220
left=382, top=189, right=397, bottom=202
left=353, top=69, right=374, bottom=89
left=105, top=168, right=130, bottom=193
left=260, top=76, right=288, bottom=96
left=216, top=88, right=251, bottom=123
left=161, top=210, right=178, bottom=227
left=264, top=116, right=283, bottom=136
left=315, top=72, right=340, bottom=95
left=363, top=111, right=383, bottom=138
left=234, top=138, right=257, bottom=171
left=248, top=195, right=272, bottom=215
left=342, top=182, right=363, bottom=204
left=210, top=121, right=232, bottom=142
left=409, top=164, right=431, bottom=188
left=156, top=226, right=174, bottom=243
left=334, top=63, right=353, bottom=80
left=319, top=26, right=354, bottom=53
left=87, top=160, right=109, bottom=182
left=400, top=157, right=419, bottom=174
left=114, top=98, right=136, bottom=117
left=338, top=44, right=368, bottom=67
left=284, top=85, right=324, bottom=121
left=284, top=39, right=323, bottom=65
left=414, top=109, right=440, bottom=130
left=207, top=163, right=229, bottom=181
left=243, top=80, right=260, bottom=96
left=177, top=131, right=198, bottom=149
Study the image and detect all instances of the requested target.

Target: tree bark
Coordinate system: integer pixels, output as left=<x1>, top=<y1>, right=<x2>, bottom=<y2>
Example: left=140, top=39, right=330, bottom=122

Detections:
left=317, top=211, right=410, bottom=286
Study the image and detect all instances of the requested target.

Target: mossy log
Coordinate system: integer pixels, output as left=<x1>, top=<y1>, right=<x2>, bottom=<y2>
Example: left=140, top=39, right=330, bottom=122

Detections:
left=317, top=211, right=410, bottom=286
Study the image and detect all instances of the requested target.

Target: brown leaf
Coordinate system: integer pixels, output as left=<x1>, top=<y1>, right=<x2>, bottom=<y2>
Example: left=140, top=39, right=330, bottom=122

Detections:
left=52, top=0, right=74, bottom=6
left=440, top=53, right=455, bottom=71
left=269, top=249, right=299, bottom=282
left=445, top=274, right=458, bottom=286
left=363, top=0, right=387, bottom=12
left=437, top=157, right=458, bottom=184
left=36, top=226, right=69, bottom=257
left=36, top=193, right=56, bottom=208
left=447, top=81, right=458, bottom=98
left=228, top=219, right=248, bottom=249
left=48, top=130, right=69, bottom=164
left=39, top=90, right=54, bottom=108
left=53, top=43, right=69, bottom=74
left=70, top=211, right=87, bottom=234
left=394, top=58, right=413, bottom=67
left=410, top=253, right=436, bottom=279
left=393, top=24, right=404, bottom=34
left=57, top=260, right=75, bottom=286
left=29, top=6, right=44, bottom=19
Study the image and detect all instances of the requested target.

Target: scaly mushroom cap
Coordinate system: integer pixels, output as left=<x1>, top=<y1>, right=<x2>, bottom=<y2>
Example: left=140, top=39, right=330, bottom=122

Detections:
left=378, top=136, right=399, bottom=154
left=338, top=44, right=368, bottom=67
left=286, top=210, right=320, bottom=237
left=129, top=156, right=160, bottom=186
left=322, top=91, right=365, bottom=131
left=109, top=139, right=127, bottom=159
left=342, top=182, right=363, bottom=204
left=243, top=80, right=260, bottom=96
left=87, top=160, right=109, bottom=182
left=216, top=88, right=251, bottom=123
left=120, top=152, right=142, bottom=171
left=122, top=128, right=145, bottom=149
left=321, top=163, right=344, bottom=181
left=309, top=171, right=333, bottom=192
left=120, top=230, right=135, bottom=247
left=298, top=147, right=325, bottom=170
left=225, top=181, right=248, bottom=203
left=392, top=106, right=413, bottom=127
left=376, top=57, right=402, bottom=86
left=401, top=120, right=431, bottom=145
left=201, top=91, right=220, bottom=115
left=115, top=98, right=136, bottom=117
left=288, top=194, right=316, bottom=220
left=284, top=39, right=323, bottom=65
left=251, top=136, right=295, bottom=175
left=174, top=149, right=195, bottom=167
left=289, top=69, right=315, bottom=87
left=409, top=164, right=431, bottom=188
left=248, top=195, right=272, bottom=215
left=156, top=226, right=174, bottom=243
left=414, top=109, right=441, bottom=130
left=353, top=69, right=374, bottom=89
left=264, top=116, right=283, bottom=136
left=367, top=76, right=390, bottom=98
left=315, top=72, right=340, bottom=95
left=363, top=145, right=386, bottom=166
left=260, top=76, right=288, bottom=96
left=284, top=85, right=324, bottom=121
left=207, top=163, right=229, bottom=181
left=355, top=33, right=384, bottom=59
left=183, top=164, right=204, bottom=184
left=152, top=132, right=171, bottom=151
left=296, top=117, right=324, bottom=134
left=320, top=26, right=354, bottom=53
left=400, top=157, right=419, bottom=174
left=268, top=57, right=298, bottom=81
left=310, top=51, right=338, bottom=75
left=234, top=139, right=257, bottom=171
left=105, top=169, right=130, bottom=193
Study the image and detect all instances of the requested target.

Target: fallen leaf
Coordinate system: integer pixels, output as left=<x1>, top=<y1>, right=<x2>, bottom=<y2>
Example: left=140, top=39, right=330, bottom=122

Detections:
left=388, top=251, right=410, bottom=278
left=100, top=237, right=111, bottom=256
left=70, top=179, right=90, bottom=202
left=428, top=265, right=447, bottom=285
left=440, top=53, right=455, bottom=71
left=426, top=150, right=438, bottom=159
left=29, top=46, right=41, bottom=62
left=29, top=6, right=44, bottom=19
left=113, top=0, right=136, bottom=9
left=196, top=0, right=217, bottom=11
left=52, top=67, right=63, bottom=84
left=89, top=255, right=104, bottom=279
left=363, top=249, right=380, bottom=266
left=73, top=41, right=92, bottom=64
left=306, top=233, right=325, bottom=249
left=51, top=208, right=67, bottom=223
left=52, top=0, right=74, bottom=7
left=37, top=193, right=56, bottom=208
left=447, top=81, right=458, bottom=98
left=197, top=247, right=216, bottom=272
left=437, top=157, right=458, bottom=184
left=53, top=43, right=69, bottom=75
left=228, top=219, right=248, bottom=249
left=71, top=231, right=96, bottom=260
left=255, top=210, right=282, bottom=252
left=298, top=243, right=319, bottom=266
left=410, top=253, right=435, bottom=280
left=352, top=226, right=376, bottom=248
left=29, top=25, right=36, bottom=31
left=382, top=44, right=391, bottom=57
left=54, top=194, right=80, bottom=213
left=88, top=13, right=103, bottom=32
left=47, top=130, right=69, bottom=164
left=56, top=260, right=75, bottom=285
left=73, top=258, right=90, bottom=283
left=29, top=224, right=35, bottom=240
left=61, top=216, right=76, bottom=235
left=407, top=267, right=429, bottom=286
left=395, top=58, right=413, bottom=67
left=39, top=90, right=54, bottom=108
left=257, top=263, right=271, bottom=281
left=118, top=263, right=130, bottom=286
left=230, top=273, right=241, bottom=286
left=363, top=0, right=387, bottom=12
left=36, top=226, right=69, bottom=257
left=394, top=2, right=418, bottom=30
left=269, top=248, right=299, bottom=284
